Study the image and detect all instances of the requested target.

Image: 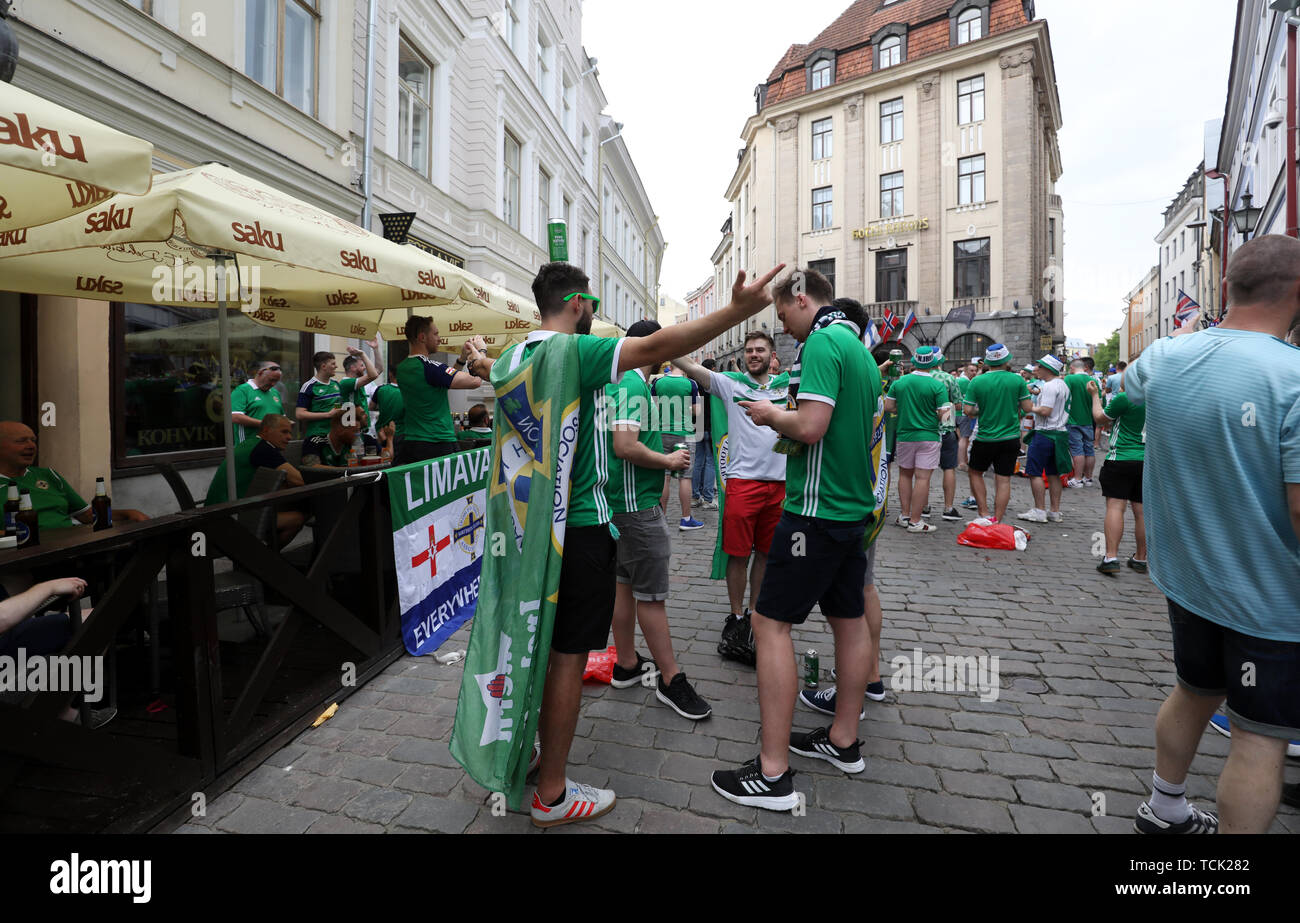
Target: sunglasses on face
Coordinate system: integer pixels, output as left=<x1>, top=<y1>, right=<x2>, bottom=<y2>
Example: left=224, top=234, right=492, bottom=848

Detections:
left=562, top=292, right=600, bottom=310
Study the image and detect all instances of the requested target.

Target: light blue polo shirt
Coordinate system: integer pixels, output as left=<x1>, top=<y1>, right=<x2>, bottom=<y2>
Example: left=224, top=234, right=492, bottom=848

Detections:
left=1126, top=327, right=1300, bottom=642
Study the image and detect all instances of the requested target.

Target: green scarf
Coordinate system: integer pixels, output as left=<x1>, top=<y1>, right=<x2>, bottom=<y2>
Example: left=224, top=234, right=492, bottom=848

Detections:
left=450, top=333, right=582, bottom=809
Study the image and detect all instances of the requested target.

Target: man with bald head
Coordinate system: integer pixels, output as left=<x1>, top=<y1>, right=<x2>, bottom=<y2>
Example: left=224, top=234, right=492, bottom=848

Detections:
left=0, top=422, right=149, bottom=530
left=1123, top=234, right=1300, bottom=835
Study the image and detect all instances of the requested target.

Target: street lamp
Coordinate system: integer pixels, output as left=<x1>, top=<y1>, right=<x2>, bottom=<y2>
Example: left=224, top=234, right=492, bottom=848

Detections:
left=1232, top=193, right=1263, bottom=240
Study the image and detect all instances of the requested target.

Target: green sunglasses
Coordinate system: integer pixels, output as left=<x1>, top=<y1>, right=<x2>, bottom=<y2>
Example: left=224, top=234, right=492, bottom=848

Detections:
left=562, top=292, right=600, bottom=310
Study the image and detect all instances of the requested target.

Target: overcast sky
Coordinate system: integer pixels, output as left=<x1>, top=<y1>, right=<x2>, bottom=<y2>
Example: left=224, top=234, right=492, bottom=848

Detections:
left=584, top=0, right=1237, bottom=343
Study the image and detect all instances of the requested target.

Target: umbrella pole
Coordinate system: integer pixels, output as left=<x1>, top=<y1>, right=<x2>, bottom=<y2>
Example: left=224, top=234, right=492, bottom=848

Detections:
left=216, top=255, right=237, bottom=504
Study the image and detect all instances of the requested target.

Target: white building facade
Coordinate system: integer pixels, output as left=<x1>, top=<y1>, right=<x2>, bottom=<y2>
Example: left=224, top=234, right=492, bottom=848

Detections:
left=1154, top=166, right=1206, bottom=339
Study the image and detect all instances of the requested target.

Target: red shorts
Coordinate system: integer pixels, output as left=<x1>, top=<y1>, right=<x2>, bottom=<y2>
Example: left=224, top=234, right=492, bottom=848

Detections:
left=722, top=479, right=786, bottom=557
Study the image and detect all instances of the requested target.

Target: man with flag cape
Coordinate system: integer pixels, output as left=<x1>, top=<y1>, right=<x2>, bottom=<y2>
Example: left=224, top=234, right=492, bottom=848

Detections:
left=450, top=260, right=786, bottom=825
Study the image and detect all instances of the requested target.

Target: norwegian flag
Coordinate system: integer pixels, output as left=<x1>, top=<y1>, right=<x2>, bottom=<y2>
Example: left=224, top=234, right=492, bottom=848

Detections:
left=881, top=307, right=901, bottom=338
left=896, top=308, right=918, bottom=341
left=1173, top=290, right=1201, bottom=329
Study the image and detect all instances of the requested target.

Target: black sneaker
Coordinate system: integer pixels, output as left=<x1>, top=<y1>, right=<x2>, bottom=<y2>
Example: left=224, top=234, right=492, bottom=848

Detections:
left=1133, top=801, right=1218, bottom=834
left=717, top=613, right=756, bottom=667
left=1282, top=783, right=1300, bottom=810
left=710, top=756, right=800, bottom=811
left=610, top=652, right=657, bottom=689
left=789, top=726, right=865, bottom=774
left=865, top=681, right=887, bottom=702
left=922, top=505, right=932, bottom=518
left=798, top=687, right=865, bottom=720
left=656, top=672, right=712, bottom=720
left=941, top=507, right=962, bottom=521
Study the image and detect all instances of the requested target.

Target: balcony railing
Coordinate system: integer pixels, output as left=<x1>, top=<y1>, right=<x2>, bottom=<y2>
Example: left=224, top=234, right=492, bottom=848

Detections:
left=944, top=296, right=993, bottom=314
left=863, top=300, right=918, bottom=321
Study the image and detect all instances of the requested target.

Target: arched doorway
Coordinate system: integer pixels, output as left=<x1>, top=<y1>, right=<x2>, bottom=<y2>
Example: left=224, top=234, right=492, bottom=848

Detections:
left=944, top=332, right=995, bottom=372
left=871, top=342, right=912, bottom=367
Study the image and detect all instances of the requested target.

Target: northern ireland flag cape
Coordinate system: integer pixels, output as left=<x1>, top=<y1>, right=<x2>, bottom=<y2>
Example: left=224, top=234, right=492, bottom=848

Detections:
left=387, top=447, right=492, bottom=656
left=707, top=370, right=790, bottom=580
left=450, top=333, right=581, bottom=809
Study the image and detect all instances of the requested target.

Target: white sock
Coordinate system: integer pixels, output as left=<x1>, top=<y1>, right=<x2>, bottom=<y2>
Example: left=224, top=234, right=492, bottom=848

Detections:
left=1148, top=771, right=1191, bottom=823
left=762, top=771, right=784, bottom=782
left=1103, top=556, right=1118, bottom=563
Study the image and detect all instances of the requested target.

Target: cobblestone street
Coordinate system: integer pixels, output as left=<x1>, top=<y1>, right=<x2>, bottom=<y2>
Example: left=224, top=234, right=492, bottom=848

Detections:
left=173, top=475, right=1300, bottom=834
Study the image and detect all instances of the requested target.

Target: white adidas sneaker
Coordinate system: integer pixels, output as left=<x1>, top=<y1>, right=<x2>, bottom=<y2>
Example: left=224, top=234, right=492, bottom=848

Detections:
left=530, top=779, right=616, bottom=828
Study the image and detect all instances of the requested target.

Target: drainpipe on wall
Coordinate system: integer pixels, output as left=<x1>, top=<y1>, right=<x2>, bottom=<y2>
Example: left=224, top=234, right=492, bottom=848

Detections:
left=1288, top=18, right=1298, bottom=237
left=360, top=0, right=377, bottom=230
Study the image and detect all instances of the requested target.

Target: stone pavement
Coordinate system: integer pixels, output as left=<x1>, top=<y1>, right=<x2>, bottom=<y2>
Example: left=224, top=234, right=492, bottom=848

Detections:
left=172, top=474, right=1300, bottom=834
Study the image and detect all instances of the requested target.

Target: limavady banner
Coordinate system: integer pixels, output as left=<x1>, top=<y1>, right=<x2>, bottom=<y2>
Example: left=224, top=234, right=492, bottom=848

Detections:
left=387, top=448, right=492, bottom=656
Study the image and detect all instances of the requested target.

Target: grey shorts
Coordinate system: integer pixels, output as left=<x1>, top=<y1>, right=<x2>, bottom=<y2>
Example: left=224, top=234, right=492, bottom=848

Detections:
left=660, top=433, right=692, bottom=466
left=613, top=506, right=672, bottom=601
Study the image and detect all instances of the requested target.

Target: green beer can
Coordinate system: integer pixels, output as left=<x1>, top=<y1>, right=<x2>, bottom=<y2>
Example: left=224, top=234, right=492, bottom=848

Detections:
left=803, top=649, right=820, bottom=689
left=548, top=218, right=569, bottom=262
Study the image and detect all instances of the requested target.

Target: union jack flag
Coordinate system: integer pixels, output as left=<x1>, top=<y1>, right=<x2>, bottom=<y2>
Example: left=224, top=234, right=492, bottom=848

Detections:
left=1174, top=290, right=1201, bottom=328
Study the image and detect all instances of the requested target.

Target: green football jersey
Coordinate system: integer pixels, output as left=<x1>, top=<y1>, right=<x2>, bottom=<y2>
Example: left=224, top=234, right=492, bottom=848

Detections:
left=963, top=370, right=1031, bottom=442
left=604, top=369, right=666, bottom=514
left=1103, top=392, right=1147, bottom=462
left=785, top=323, right=881, bottom=521
left=396, top=357, right=457, bottom=443
left=890, top=372, right=948, bottom=443
left=231, top=381, right=284, bottom=443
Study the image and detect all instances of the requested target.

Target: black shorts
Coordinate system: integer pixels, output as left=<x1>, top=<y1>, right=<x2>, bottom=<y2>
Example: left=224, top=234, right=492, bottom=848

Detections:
left=968, top=438, right=1021, bottom=476
left=939, top=431, right=959, bottom=471
left=1168, top=599, right=1300, bottom=740
left=394, top=439, right=460, bottom=466
left=1099, top=459, right=1143, bottom=503
left=552, top=524, right=617, bottom=654
left=755, top=512, right=868, bottom=625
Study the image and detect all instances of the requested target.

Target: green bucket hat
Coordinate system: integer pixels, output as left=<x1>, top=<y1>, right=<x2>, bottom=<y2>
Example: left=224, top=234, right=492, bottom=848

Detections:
left=912, top=346, right=943, bottom=369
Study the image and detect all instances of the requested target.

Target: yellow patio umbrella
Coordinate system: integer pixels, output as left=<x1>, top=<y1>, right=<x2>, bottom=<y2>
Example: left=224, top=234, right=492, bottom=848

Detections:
left=0, top=81, right=154, bottom=233
left=0, top=161, right=487, bottom=498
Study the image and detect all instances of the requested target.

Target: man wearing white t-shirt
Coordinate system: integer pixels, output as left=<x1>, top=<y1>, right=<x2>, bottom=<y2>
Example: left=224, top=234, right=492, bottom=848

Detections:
left=673, top=332, right=787, bottom=665
left=1019, top=354, right=1070, bottom=523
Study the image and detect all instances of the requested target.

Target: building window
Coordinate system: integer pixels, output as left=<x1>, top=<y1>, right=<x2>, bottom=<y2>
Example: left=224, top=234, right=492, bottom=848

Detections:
left=562, top=75, right=575, bottom=136
left=880, top=98, right=903, bottom=143
left=503, top=130, right=521, bottom=230
left=114, top=305, right=303, bottom=466
left=876, top=249, right=908, bottom=302
left=810, top=58, right=832, bottom=91
left=958, top=75, right=985, bottom=125
left=879, top=36, right=902, bottom=68
left=812, top=186, right=833, bottom=230
left=1049, top=217, right=1056, bottom=256
left=397, top=36, right=433, bottom=177
left=125, top=0, right=156, bottom=15
left=809, top=259, right=836, bottom=298
left=958, top=155, right=985, bottom=205
left=536, top=31, right=554, bottom=106
left=954, top=238, right=991, bottom=298
left=538, top=167, right=552, bottom=242
left=244, top=0, right=320, bottom=116
left=880, top=171, right=904, bottom=218
left=504, top=1, right=519, bottom=50
left=956, top=7, right=984, bottom=44
left=811, top=117, right=833, bottom=160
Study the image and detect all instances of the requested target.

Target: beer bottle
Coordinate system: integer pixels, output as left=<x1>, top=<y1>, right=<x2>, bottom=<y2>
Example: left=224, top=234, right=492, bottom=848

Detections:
left=2, top=485, right=17, bottom=537
left=15, top=490, right=39, bottom=548
left=92, top=477, right=113, bottom=532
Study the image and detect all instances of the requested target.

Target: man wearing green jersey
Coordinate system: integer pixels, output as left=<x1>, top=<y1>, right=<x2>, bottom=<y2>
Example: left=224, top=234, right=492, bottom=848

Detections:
left=295, top=347, right=379, bottom=441
left=460, top=260, right=785, bottom=828
left=653, top=364, right=703, bottom=530
left=1088, top=378, right=1148, bottom=575
left=711, top=267, right=881, bottom=810
left=884, top=346, right=950, bottom=532
left=393, top=315, right=484, bottom=465
left=230, top=360, right=286, bottom=444
left=962, top=344, right=1033, bottom=522
left=606, top=320, right=710, bottom=720
left=1064, top=358, right=1098, bottom=487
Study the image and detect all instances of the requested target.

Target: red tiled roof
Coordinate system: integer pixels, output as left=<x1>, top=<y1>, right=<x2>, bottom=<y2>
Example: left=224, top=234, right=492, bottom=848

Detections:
left=762, top=0, right=1031, bottom=106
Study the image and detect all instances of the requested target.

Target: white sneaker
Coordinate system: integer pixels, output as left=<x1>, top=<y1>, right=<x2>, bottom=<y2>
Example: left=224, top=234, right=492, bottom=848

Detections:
left=530, top=779, right=616, bottom=828
left=895, top=514, right=911, bottom=527
left=1046, top=511, right=1064, bottom=523
left=1067, top=479, right=1084, bottom=489
left=1018, top=508, right=1048, bottom=523
left=701, top=499, right=719, bottom=510
left=1083, top=477, right=1094, bottom=487
left=907, top=521, right=937, bottom=533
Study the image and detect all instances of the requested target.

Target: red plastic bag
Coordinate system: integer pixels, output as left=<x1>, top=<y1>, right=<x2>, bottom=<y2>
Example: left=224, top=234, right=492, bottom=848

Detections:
left=956, top=520, right=1028, bottom=551
left=583, top=645, right=618, bottom=684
